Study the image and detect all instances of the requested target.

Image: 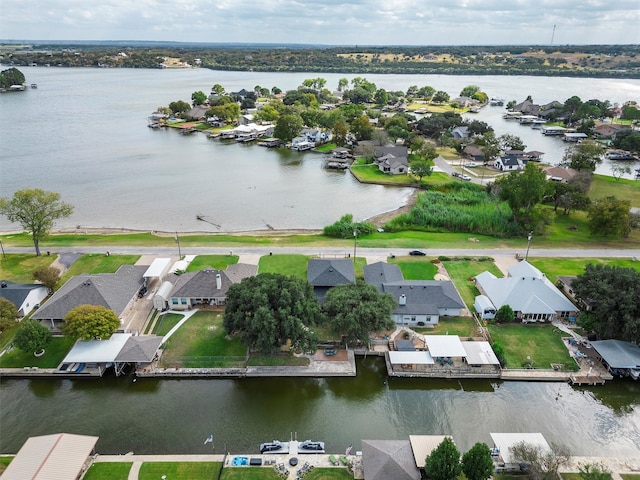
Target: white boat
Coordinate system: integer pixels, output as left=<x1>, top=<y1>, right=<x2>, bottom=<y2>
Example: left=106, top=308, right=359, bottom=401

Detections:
left=260, top=440, right=287, bottom=453
left=299, top=440, right=325, bottom=452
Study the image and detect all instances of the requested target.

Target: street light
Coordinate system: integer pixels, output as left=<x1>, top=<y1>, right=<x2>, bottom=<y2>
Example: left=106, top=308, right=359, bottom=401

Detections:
left=353, top=229, right=357, bottom=262
left=174, top=231, right=181, bottom=259
left=525, top=231, right=533, bottom=261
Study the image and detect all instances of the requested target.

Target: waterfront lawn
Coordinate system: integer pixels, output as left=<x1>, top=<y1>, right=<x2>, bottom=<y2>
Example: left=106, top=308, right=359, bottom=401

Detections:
left=560, top=474, right=583, bottom=480
left=186, top=255, right=238, bottom=272
left=220, top=467, right=281, bottom=479
left=152, top=313, right=183, bottom=337
left=61, top=254, right=141, bottom=283
left=83, top=462, right=132, bottom=480
left=528, top=257, right=640, bottom=283
left=258, top=254, right=309, bottom=279
left=247, top=354, right=310, bottom=366
left=159, top=311, right=246, bottom=368
left=139, top=462, right=221, bottom=480
left=0, top=456, right=12, bottom=475
left=488, top=324, right=575, bottom=370
left=393, top=258, right=438, bottom=279
left=589, top=174, right=640, bottom=208
left=305, top=468, right=353, bottom=479
left=415, top=316, right=477, bottom=338
left=0, top=254, right=56, bottom=283
left=441, top=259, right=502, bottom=309
left=0, top=335, right=76, bottom=368
left=621, top=475, right=640, bottom=480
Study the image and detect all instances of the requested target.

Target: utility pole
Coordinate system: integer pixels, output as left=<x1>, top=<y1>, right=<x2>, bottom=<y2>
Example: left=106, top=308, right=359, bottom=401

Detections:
left=353, top=229, right=357, bottom=262
left=174, top=231, right=182, bottom=259
left=525, top=231, right=533, bottom=261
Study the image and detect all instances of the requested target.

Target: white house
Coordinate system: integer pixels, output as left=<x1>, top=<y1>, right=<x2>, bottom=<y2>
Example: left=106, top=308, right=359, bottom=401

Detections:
left=0, top=280, right=49, bottom=318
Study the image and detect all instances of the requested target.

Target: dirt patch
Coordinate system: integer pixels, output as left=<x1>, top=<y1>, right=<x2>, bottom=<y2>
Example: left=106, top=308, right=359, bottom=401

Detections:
left=365, top=189, right=419, bottom=227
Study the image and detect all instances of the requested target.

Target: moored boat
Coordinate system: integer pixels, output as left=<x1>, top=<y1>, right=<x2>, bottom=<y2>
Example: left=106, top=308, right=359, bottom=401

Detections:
left=299, top=440, right=325, bottom=452
left=260, top=440, right=286, bottom=453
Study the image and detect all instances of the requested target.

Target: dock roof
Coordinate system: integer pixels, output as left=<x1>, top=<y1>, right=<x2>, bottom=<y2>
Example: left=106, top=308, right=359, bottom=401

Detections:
left=489, top=432, right=550, bottom=465
left=591, top=339, right=640, bottom=369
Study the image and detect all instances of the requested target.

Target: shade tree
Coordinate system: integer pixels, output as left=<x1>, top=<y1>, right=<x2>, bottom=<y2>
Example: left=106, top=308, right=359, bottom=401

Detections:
left=461, top=442, right=494, bottom=480
left=14, top=319, right=52, bottom=353
left=63, top=305, right=121, bottom=340
left=425, top=437, right=462, bottom=480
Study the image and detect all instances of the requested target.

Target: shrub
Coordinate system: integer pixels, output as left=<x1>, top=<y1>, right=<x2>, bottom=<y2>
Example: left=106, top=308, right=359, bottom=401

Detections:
left=14, top=319, right=52, bottom=353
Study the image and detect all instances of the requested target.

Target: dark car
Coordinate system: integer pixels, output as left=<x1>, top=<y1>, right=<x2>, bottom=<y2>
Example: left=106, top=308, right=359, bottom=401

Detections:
left=409, top=250, right=426, bottom=256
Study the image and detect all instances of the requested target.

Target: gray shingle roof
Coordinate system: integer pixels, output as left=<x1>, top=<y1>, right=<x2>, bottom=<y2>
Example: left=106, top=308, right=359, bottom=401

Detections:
left=363, top=262, right=403, bottom=292
left=382, top=281, right=466, bottom=311
left=32, top=266, right=146, bottom=321
left=115, top=335, right=163, bottom=362
left=307, top=259, right=355, bottom=287
left=362, top=439, right=420, bottom=480
left=171, top=268, right=233, bottom=298
left=0, top=280, right=46, bottom=309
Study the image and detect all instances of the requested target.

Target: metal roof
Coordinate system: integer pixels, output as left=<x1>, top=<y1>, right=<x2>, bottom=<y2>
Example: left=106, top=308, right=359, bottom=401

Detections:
left=1, top=433, right=98, bottom=480
left=462, top=341, right=500, bottom=365
left=409, top=435, right=450, bottom=468
left=591, top=340, right=640, bottom=369
left=143, top=258, right=171, bottom=278
left=63, top=333, right=132, bottom=363
left=425, top=335, right=466, bottom=358
left=388, top=351, right=434, bottom=365
left=489, top=433, right=550, bottom=465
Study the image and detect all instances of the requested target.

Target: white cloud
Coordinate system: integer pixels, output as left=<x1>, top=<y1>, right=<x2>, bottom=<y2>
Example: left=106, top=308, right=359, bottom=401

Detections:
left=0, top=0, right=638, bottom=44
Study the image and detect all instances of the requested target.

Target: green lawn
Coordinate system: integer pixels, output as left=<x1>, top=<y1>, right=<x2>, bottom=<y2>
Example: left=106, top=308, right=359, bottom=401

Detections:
left=186, top=255, right=238, bottom=272
left=0, top=456, right=12, bottom=476
left=152, top=313, right=184, bottom=336
left=350, top=163, right=450, bottom=185
left=139, top=462, right=221, bottom=480
left=560, top=474, right=583, bottom=480
left=83, top=462, right=132, bottom=480
left=305, top=468, right=353, bottom=479
left=415, top=316, right=478, bottom=338
left=529, top=257, right=640, bottom=283
left=159, top=311, right=246, bottom=368
left=61, top=254, right=141, bottom=283
left=621, top=475, right=640, bottom=480
left=0, top=335, right=76, bottom=368
left=0, top=254, right=56, bottom=283
left=392, top=258, right=439, bottom=280
left=220, top=467, right=282, bottom=479
left=441, top=259, right=502, bottom=309
left=247, top=354, right=310, bottom=366
left=258, top=254, right=309, bottom=279
left=488, top=324, right=575, bottom=370
left=589, top=174, right=640, bottom=207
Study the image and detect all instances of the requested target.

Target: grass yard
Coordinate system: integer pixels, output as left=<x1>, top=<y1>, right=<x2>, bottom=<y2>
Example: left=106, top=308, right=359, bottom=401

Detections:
left=529, top=257, right=640, bottom=283
left=415, top=316, right=478, bottom=338
left=560, top=474, right=583, bottom=480
left=152, top=313, right=184, bottom=337
left=139, top=462, right=221, bottom=480
left=159, top=311, right=246, bottom=368
left=258, top=254, right=309, bottom=279
left=392, top=258, right=439, bottom=279
left=247, top=354, right=310, bottom=366
left=305, top=468, right=353, bottom=479
left=0, top=335, right=76, bottom=368
left=0, top=456, right=12, bottom=476
left=441, top=259, right=502, bottom=309
left=83, top=462, right=132, bottom=480
left=589, top=174, right=640, bottom=208
left=0, top=254, right=56, bottom=283
left=186, top=255, right=238, bottom=272
left=621, top=475, right=640, bottom=480
left=488, top=324, right=575, bottom=370
left=61, top=254, right=141, bottom=283
left=220, top=467, right=282, bottom=479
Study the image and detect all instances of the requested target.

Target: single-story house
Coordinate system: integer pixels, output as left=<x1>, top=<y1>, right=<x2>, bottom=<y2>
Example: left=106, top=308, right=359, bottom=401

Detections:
left=374, top=145, right=409, bottom=175
left=184, top=105, right=209, bottom=121
left=590, top=339, right=640, bottom=379
left=593, top=123, right=631, bottom=139
left=169, top=264, right=257, bottom=310
left=31, top=265, right=147, bottom=332
left=362, top=439, right=421, bottom=480
left=464, top=145, right=484, bottom=163
left=238, top=114, right=254, bottom=125
left=0, top=280, right=48, bottom=317
left=451, top=126, right=470, bottom=140
left=543, top=166, right=578, bottom=183
left=494, top=156, right=522, bottom=171
left=307, top=258, right=355, bottom=303
left=475, top=261, right=578, bottom=322
left=364, top=262, right=465, bottom=326
left=1, top=433, right=99, bottom=480
left=512, top=100, right=540, bottom=116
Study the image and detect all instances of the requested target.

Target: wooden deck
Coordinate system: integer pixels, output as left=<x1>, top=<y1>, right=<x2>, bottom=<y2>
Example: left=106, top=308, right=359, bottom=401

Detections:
left=570, top=374, right=606, bottom=386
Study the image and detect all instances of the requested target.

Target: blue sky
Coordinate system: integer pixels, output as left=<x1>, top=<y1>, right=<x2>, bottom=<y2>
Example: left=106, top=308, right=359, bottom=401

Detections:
left=1, top=0, right=639, bottom=45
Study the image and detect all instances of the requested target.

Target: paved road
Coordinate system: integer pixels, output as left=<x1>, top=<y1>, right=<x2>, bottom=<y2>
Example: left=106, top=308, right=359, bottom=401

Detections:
left=4, top=245, right=639, bottom=259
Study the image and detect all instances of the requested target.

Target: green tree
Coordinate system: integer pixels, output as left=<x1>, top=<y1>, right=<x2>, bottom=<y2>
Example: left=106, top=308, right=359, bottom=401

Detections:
left=211, top=83, right=225, bottom=95
left=477, top=132, right=501, bottom=166
left=461, top=443, right=494, bottom=480
left=14, top=319, right=52, bottom=353
left=572, top=264, right=640, bottom=341
left=374, top=88, right=389, bottom=106
left=561, top=140, right=604, bottom=172
left=207, top=102, right=240, bottom=123
left=0, top=298, right=18, bottom=332
left=418, top=85, right=435, bottom=101
left=191, top=90, right=207, bottom=106
left=499, top=134, right=526, bottom=151
left=578, top=463, right=612, bottom=480
left=62, top=304, right=121, bottom=340
left=224, top=274, right=322, bottom=353
left=274, top=113, right=304, bottom=142
left=337, top=78, right=349, bottom=92
left=0, top=189, right=74, bottom=256
left=611, top=165, right=632, bottom=181
left=410, top=158, right=433, bottom=181
left=332, top=120, right=348, bottom=147
left=323, top=282, right=395, bottom=346
left=433, top=90, right=450, bottom=103
left=494, top=304, right=514, bottom=323
left=0, top=67, right=26, bottom=88
left=494, top=162, right=548, bottom=231
left=350, top=116, right=373, bottom=141
left=460, top=85, right=480, bottom=98
left=33, top=265, right=61, bottom=294
left=588, top=196, right=631, bottom=237
left=168, top=100, right=190, bottom=115
left=425, top=437, right=462, bottom=480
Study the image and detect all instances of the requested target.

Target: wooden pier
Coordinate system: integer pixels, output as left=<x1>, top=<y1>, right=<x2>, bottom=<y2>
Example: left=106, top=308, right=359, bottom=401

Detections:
left=570, top=374, right=606, bottom=386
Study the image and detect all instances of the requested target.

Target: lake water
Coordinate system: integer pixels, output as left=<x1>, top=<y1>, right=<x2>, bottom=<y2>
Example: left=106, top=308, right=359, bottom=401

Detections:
left=1, top=358, right=640, bottom=456
left=1, top=67, right=639, bottom=233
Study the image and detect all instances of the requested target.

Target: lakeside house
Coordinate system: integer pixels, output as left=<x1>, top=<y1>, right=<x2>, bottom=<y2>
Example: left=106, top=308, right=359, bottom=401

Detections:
left=0, top=280, right=48, bottom=318
left=307, top=258, right=355, bottom=303
left=474, top=261, right=578, bottom=323
left=373, top=145, right=409, bottom=175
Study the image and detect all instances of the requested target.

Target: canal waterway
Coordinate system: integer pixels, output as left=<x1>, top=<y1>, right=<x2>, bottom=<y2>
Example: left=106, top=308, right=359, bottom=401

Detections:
left=0, top=67, right=639, bottom=233
left=1, top=358, right=640, bottom=456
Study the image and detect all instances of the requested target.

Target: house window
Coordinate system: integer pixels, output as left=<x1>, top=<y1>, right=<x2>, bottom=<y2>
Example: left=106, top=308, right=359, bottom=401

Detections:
left=181, top=298, right=187, bottom=305
left=171, top=299, right=178, bottom=305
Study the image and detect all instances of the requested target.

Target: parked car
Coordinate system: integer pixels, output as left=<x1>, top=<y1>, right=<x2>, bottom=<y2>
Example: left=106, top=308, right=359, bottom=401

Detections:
left=459, top=174, right=472, bottom=181
left=465, top=162, right=478, bottom=168
left=409, top=250, right=426, bottom=256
